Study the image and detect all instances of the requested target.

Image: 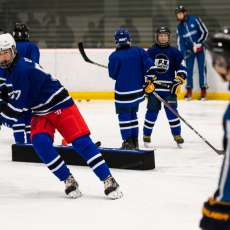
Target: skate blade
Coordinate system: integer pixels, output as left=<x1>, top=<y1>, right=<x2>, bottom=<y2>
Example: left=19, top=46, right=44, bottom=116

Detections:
left=66, top=189, right=82, bottom=199
left=143, top=143, right=156, bottom=150
left=106, top=189, right=123, bottom=200
left=177, top=143, right=183, bottom=149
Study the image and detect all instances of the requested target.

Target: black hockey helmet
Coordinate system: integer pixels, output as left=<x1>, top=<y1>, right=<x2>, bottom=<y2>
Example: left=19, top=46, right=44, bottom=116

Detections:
left=12, top=23, right=29, bottom=41
left=207, top=27, right=230, bottom=81
left=175, top=5, right=187, bottom=14
left=155, top=26, right=170, bottom=47
left=207, top=27, right=230, bottom=55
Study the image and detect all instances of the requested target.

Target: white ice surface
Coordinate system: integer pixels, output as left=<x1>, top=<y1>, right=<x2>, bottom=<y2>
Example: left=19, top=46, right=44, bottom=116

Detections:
left=0, top=100, right=228, bottom=230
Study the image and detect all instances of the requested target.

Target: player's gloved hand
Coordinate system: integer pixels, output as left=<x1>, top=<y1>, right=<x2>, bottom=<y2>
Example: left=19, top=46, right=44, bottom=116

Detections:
left=144, top=75, right=157, bottom=94
left=144, top=80, right=155, bottom=93
left=200, top=197, right=230, bottom=230
left=170, top=75, right=186, bottom=95
left=193, top=43, right=203, bottom=53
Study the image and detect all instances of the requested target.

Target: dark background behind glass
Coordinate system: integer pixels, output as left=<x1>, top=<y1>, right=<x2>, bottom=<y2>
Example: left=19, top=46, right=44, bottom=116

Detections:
left=1, top=0, right=229, bottom=48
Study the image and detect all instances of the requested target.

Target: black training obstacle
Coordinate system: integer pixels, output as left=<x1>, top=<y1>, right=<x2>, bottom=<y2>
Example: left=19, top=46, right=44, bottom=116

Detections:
left=12, top=144, right=155, bottom=170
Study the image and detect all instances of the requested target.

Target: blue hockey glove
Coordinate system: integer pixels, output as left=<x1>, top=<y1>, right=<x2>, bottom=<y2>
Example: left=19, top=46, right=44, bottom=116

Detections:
left=200, top=198, right=230, bottom=230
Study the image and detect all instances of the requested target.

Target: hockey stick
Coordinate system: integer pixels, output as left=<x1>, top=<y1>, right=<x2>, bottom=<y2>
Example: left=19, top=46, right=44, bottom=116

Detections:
left=78, top=42, right=223, bottom=155
left=152, top=91, right=223, bottom=155
left=78, top=42, right=107, bottom=68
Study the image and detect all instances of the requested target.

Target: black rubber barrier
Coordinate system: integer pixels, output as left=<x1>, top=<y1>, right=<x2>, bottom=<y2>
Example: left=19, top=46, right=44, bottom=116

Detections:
left=12, top=144, right=155, bottom=170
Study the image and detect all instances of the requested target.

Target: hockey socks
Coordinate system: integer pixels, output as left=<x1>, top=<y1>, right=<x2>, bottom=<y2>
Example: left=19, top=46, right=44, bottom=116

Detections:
left=32, top=133, right=71, bottom=181
left=12, top=123, right=25, bottom=143
left=118, top=112, right=138, bottom=141
left=143, top=110, right=158, bottom=137
left=165, top=106, right=181, bottom=136
left=25, top=125, right=31, bottom=144
left=72, top=135, right=111, bottom=181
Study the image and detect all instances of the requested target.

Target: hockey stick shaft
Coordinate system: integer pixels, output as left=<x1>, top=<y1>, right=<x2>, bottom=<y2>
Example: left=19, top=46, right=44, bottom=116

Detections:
left=78, top=42, right=107, bottom=68
left=152, top=92, right=223, bottom=155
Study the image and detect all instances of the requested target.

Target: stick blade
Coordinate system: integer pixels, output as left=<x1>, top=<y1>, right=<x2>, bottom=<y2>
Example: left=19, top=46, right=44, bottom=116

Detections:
left=78, top=42, right=92, bottom=63
left=78, top=42, right=108, bottom=69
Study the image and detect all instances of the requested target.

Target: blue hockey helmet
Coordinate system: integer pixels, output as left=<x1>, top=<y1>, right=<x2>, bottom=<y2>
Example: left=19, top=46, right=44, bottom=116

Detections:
left=207, top=27, right=230, bottom=81
left=114, top=28, right=131, bottom=48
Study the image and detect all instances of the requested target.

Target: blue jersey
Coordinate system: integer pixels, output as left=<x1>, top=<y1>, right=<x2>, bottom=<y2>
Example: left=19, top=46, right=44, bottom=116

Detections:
left=176, top=15, right=208, bottom=56
left=0, top=55, right=73, bottom=126
left=147, top=44, right=187, bottom=94
left=108, top=46, right=153, bottom=108
left=16, top=41, right=40, bottom=63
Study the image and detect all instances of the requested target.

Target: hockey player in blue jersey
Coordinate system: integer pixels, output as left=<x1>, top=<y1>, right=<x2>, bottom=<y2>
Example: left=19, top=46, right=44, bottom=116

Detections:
left=175, top=5, right=208, bottom=100
left=11, top=23, right=40, bottom=144
left=143, top=26, right=187, bottom=148
left=108, top=28, right=154, bottom=150
left=0, top=33, right=123, bottom=199
left=13, top=23, right=40, bottom=62
left=199, top=28, right=230, bottom=230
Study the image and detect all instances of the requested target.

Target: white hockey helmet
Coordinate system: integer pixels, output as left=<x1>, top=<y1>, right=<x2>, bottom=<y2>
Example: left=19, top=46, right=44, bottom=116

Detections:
left=0, top=33, right=17, bottom=68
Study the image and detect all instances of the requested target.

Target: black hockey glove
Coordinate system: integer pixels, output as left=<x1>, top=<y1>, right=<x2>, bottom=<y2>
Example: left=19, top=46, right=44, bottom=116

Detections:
left=200, top=198, right=230, bottom=230
left=1, top=86, right=10, bottom=102
left=0, top=91, right=7, bottom=113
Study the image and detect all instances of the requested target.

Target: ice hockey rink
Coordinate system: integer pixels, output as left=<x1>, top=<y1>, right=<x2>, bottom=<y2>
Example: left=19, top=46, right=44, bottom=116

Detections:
left=0, top=99, right=228, bottom=230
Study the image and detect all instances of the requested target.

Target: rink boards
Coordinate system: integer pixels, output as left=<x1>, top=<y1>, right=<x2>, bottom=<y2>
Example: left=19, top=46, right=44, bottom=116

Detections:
left=12, top=144, right=155, bottom=170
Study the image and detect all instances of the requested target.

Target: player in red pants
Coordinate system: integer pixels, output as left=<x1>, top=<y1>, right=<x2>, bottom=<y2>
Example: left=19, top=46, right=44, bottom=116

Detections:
left=0, top=33, right=123, bottom=199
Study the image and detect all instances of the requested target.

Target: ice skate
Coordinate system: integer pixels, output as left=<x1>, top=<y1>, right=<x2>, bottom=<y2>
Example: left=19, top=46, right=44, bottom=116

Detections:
left=173, top=135, right=184, bottom=148
left=64, top=174, right=82, bottom=199
left=121, top=137, right=136, bottom=150
left=132, top=137, right=139, bottom=150
left=104, top=176, right=123, bottom=200
left=143, top=135, right=154, bottom=149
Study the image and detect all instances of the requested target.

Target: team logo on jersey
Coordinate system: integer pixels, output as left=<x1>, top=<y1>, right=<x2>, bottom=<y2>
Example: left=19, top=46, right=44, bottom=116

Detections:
left=154, top=54, right=169, bottom=73
left=8, top=90, right=21, bottom=100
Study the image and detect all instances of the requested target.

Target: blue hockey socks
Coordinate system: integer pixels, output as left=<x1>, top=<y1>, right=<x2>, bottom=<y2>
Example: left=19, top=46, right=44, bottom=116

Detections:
left=72, top=135, right=111, bottom=181
left=118, top=112, right=138, bottom=140
left=32, top=133, right=71, bottom=181
left=12, top=123, right=25, bottom=144
left=165, top=107, right=181, bottom=136
left=143, top=110, right=158, bottom=137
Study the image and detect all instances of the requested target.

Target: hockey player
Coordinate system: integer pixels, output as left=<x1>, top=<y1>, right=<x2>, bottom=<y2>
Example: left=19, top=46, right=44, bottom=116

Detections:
left=175, top=5, right=208, bottom=100
left=0, top=33, right=123, bottom=200
left=143, top=26, right=187, bottom=148
left=13, top=22, right=40, bottom=62
left=12, top=22, right=40, bottom=143
left=199, top=28, right=230, bottom=230
left=108, top=28, right=153, bottom=150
